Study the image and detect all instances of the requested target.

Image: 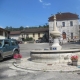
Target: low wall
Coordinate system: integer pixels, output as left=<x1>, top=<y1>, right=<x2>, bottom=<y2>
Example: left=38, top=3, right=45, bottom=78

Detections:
left=30, top=49, right=80, bottom=63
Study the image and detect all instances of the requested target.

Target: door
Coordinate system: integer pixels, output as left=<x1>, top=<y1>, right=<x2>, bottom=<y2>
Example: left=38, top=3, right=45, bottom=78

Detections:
left=62, top=32, right=66, bottom=39
left=10, top=40, right=19, bottom=54
left=3, top=40, right=11, bottom=57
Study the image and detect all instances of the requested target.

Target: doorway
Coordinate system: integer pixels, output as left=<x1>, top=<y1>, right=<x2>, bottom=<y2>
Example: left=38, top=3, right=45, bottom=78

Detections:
left=62, top=32, right=66, bottom=39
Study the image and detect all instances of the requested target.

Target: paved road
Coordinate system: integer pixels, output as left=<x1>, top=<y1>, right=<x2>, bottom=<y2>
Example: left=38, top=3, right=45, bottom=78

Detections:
left=20, top=43, right=80, bottom=57
left=0, top=43, right=80, bottom=80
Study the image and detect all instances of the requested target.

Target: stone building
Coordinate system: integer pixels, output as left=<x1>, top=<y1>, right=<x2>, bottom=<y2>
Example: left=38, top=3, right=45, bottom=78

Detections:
left=48, top=12, right=80, bottom=42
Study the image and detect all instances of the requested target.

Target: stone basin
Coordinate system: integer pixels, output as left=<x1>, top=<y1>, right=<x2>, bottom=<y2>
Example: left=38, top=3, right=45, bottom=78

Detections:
left=30, top=49, right=80, bottom=63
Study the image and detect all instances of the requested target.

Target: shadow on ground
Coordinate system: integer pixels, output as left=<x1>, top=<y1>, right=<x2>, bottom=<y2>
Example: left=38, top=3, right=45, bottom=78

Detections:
left=0, top=57, right=13, bottom=62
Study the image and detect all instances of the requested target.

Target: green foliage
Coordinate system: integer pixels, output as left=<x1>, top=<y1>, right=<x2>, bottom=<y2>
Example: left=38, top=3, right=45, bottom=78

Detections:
left=19, top=26, right=24, bottom=30
left=5, top=26, right=21, bottom=31
left=5, top=23, right=49, bottom=31
left=23, top=37, right=33, bottom=41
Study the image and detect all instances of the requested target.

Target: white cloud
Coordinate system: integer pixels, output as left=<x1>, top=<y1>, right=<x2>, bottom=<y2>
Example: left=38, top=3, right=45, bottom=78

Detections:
left=26, top=26, right=29, bottom=28
left=39, top=0, right=43, bottom=3
left=43, top=3, right=51, bottom=6
left=43, top=3, right=51, bottom=9
left=39, top=0, right=51, bottom=8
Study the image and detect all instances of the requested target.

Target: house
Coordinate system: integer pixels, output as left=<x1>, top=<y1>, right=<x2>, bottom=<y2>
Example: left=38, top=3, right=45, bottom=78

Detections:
left=21, top=28, right=49, bottom=41
left=0, top=27, right=10, bottom=39
left=10, top=31, right=21, bottom=40
left=10, top=28, right=49, bottom=41
left=48, top=12, right=79, bottom=42
left=79, top=25, right=80, bottom=40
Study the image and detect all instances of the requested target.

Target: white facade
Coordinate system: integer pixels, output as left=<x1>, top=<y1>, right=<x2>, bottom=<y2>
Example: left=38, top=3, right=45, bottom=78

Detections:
left=0, top=30, right=9, bottom=39
left=0, top=36, right=7, bottom=39
left=49, top=19, right=79, bottom=42
left=10, top=35, right=20, bottom=40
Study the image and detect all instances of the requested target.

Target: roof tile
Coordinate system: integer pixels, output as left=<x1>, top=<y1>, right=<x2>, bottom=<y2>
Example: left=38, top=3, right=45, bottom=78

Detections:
left=48, top=12, right=79, bottom=21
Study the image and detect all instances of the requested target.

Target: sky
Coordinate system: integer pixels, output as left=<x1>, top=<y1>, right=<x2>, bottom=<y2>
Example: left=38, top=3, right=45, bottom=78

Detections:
left=0, top=0, right=80, bottom=28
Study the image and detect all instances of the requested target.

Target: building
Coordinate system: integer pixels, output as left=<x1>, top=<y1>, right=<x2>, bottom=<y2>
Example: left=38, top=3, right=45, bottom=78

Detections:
left=79, top=25, right=80, bottom=40
left=48, top=12, right=79, bottom=42
left=0, top=28, right=10, bottom=39
left=21, top=28, right=49, bottom=41
left=10, top=31, right=21, bottom=40
left=10, top=28, right=49, bottom=41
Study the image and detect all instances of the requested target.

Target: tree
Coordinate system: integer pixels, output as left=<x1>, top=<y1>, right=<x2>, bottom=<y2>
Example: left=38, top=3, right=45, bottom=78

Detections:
left=5, top=23, right=49, bottom=31
left=19, top=26, right=24, bottom=30
left=39, top=25, right=42, bottom=28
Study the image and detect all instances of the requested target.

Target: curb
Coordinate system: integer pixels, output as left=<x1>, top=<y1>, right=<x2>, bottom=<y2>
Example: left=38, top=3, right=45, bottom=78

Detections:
left=9, top=60, right=80, bottom=72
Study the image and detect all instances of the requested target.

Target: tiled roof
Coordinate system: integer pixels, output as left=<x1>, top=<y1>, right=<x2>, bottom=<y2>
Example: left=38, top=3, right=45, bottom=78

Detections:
left=48, top=12, right=79, bottom=21
left=10, top=28, right=49, bottom=35
left=0, top=27, right=10, bottom=33
left=21, top=28, right=49, bottom=33
left=10, top=31, right=21, bottom=35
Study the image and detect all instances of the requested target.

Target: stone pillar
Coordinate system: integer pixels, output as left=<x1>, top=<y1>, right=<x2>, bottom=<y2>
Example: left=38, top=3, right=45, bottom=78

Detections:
left=50, top=15, right=62, bottom=50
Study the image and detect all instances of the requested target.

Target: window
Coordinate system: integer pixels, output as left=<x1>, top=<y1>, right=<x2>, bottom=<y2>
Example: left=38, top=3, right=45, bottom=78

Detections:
left=33, top=33, right=35, bottom=37
left=38, top=33, right=40, bottom=38
left=70, top=21, right=73, bottom=26
left=26, top=34, right=28, bottom=38
left=0, top=30, right=3, bottom=35
left=62, top=22, right=65, bottom=27
left=5, top=32, right=7, bottom=37
left=11, top=40, right=17, bottom=46
left=71, top=33, right=73, bottom=39
left=4, top=40, right=10, bottom=46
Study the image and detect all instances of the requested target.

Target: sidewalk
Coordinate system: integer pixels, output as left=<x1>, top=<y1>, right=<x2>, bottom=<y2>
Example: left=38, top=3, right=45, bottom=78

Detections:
left=9, top=57, right=80, bottom=72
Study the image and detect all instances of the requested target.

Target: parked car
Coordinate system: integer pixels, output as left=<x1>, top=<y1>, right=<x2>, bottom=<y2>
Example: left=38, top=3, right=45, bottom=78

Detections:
left=0, top=39, right=20, bottom=61
left=35, top=40, right=41, bottom=43
left=49, top=39, right=53, bottom=43
left=17, top=41, right=23, bottom=44
left=36, top=40, right=40, bottom=43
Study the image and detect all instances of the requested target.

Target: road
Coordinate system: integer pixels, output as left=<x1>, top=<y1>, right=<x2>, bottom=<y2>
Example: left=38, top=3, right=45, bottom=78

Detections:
left=0, top=43, right=80, bottom=80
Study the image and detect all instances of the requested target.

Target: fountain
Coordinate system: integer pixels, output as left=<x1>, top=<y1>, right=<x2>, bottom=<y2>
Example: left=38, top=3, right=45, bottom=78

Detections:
left=11, top=15, right=80, bottom=72
left=50, top=15, right=61, bottom=50
left=30, top=15, right=80, bottom=63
